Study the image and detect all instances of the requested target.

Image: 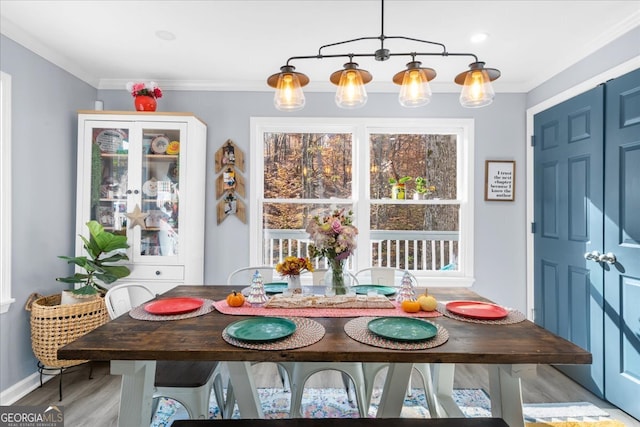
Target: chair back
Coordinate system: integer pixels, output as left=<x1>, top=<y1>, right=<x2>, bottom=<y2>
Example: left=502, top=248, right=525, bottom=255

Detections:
left=355, top=267, right=415, bottom=287
left=105, top=283, right=155, bottom=319
left=227, top=266, right=275, bottom=286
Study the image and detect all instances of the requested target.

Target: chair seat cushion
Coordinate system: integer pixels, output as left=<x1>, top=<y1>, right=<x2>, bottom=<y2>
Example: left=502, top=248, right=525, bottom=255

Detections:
left=154, top=361, right=218, bottom=388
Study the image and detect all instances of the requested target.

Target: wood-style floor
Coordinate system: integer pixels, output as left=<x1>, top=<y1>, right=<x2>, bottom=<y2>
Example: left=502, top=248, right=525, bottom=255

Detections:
left=13, top=362, right=639, bottom=426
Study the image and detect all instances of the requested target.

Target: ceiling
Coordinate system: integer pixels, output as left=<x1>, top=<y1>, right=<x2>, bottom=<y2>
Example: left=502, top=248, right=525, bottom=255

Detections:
left=1, top=1, right=639, bottom=94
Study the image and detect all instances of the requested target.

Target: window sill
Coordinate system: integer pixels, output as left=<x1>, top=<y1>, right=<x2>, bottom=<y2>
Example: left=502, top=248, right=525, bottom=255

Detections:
left=0, top=298, right=15, bottom=314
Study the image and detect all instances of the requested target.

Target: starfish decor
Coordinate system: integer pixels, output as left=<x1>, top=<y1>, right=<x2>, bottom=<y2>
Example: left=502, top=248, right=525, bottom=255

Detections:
left=126, top=204, right=148, bottom=229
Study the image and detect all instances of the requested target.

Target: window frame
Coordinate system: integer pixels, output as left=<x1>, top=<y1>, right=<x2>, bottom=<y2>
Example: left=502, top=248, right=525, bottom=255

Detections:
left=250, top=117, right=474, bottom=287
left=0, top=71, right=14, bottom=313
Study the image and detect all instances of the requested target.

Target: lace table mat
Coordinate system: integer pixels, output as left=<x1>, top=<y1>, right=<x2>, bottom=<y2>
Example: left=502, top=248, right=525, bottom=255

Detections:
left=222, top=317, right=325, bottom=350
left=344, top=317, right=449, bottom=350
left=214, top=300, right=441, bottom=318
left=436, top=302, right=526, bottom=324
left=128, top=299, right=216, bottom=321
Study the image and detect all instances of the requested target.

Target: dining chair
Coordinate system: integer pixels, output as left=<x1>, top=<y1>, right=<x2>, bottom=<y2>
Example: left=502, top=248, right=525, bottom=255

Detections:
left=278, top=268, right=367, bottom=417
left=105, top=283, right=228, bottom=419
left=226, top=266, right=292, bottom=393
left=353, top=267, right=439, bottom=417
left=226, top=266, right=275, bottom=286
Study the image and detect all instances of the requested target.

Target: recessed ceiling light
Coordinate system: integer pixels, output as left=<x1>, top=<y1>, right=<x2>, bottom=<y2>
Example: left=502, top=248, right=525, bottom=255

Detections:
left=155, top=30, right=176, bottom=41
left=470, top=33, right=488, bottom=43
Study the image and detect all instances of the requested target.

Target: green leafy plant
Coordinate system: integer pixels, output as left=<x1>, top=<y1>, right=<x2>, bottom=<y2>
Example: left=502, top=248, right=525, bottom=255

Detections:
left=57, top=220, right=131, bottom=296
left=388, top=176, right=412, bottom=185
left=414, top=176, right=436, bottom=194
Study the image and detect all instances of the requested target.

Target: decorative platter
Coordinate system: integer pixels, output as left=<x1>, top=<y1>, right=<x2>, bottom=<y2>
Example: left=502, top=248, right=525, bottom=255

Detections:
left=352, top=284, right=396, bottom=296
left=263, top=282, right=288, bottom=294
left=367, top=317, right=438, bottom=342
left=96, top=129, right=125, bottom=153
left=144, top=297, right=204, bottom=315
left=445, top=300, right=509, bottom=320
left=151, top=135, right=169, bottom=154
left=225, top=317, right=296, bottom=342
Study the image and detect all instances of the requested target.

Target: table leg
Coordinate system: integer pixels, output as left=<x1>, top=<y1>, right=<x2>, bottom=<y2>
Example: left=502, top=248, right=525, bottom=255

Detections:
left=376, top=363, right=412, bottom=417
left=488, top=364, right=536, bottom=427
left=432, top=363, right=465, bottom=417
left=110, top=360, right=156, bottom=427
left=226, top=361, right=264, bottom=418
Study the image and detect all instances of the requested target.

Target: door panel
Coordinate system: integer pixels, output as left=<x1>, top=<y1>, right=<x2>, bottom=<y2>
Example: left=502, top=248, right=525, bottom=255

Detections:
left=603, top=68, right=640, bottom=419
left=534, top=85, right=605, bottom=397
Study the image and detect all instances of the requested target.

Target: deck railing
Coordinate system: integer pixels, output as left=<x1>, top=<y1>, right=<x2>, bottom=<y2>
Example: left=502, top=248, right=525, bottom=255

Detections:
left=263, top=229, right=459, bottom=271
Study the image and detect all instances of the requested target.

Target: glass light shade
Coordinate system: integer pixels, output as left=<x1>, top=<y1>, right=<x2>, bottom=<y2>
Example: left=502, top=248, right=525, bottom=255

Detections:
left=335, top=69, right=368, bottom=109
left=398, top=69, right=432, bottom=107
left=459, top=69, right=495, bottom=108
left=274, top=73, right=305, bottom=111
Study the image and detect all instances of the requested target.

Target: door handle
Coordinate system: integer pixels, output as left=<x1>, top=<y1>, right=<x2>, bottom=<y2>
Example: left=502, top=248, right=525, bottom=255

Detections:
left=584, top=250, right=601, bottom=261
left=598, top=252, right=617, bottom=264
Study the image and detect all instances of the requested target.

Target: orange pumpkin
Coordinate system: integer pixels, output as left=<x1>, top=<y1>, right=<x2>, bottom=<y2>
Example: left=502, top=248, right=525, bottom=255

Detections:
left=226, top=291, right=245, bottom=307
left=401, top=299, right=421, bottom=313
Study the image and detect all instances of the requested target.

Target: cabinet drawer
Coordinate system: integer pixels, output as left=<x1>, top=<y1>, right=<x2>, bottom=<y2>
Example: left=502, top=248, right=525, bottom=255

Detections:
left=127, top=265, right=184, bottom=281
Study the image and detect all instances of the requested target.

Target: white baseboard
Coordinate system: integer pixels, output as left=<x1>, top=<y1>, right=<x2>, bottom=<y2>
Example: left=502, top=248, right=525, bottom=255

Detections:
left=0, top=369, right=54, bottom=405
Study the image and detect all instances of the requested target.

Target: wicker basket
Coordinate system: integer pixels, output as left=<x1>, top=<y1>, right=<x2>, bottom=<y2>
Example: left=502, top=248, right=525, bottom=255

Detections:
left=25, top=293, right=109, bottom=368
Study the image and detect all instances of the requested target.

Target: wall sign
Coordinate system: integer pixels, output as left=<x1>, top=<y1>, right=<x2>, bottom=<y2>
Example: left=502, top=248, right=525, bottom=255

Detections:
left=484, top=160, right=515, bottom=201
left=215, top=140, right=246, bottom=223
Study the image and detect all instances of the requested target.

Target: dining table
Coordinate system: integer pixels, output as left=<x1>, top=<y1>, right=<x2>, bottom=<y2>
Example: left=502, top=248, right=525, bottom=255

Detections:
left=58, top=285, right=591, bottom=427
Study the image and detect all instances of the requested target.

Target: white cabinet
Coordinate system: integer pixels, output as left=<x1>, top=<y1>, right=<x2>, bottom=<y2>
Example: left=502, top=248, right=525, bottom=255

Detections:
left=76, top=111, right=206, bottom=293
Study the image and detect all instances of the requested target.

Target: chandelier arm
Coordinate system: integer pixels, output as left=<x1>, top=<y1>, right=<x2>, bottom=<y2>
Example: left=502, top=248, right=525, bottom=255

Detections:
left=389, top=51, right=480, bottom=63
left=382, top=35, right=447, bottom=53
left=285, top=50, right=480, bottom=67
left=318, top=36, right=383, bottom=56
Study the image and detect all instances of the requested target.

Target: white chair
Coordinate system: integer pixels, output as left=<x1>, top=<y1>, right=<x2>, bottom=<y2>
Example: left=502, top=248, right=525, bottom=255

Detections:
left=282, top=268, right=367, bottom=417
left=226, top=266, right=291, bottom=392
left=105, top=283, right=228, bottom=419
left=226, top=266, right=275, bottom=286
left=353, top=267, right=438, bottom=417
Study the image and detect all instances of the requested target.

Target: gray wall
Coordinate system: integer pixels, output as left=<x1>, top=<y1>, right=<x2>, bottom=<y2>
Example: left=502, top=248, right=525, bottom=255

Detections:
left=527, top=26, right=640, bottom=107
left=1, top=24, right=636, bottom=398
left=0, top=34, right=97, bottom=393
left=96, top=90, right=528, bottom=315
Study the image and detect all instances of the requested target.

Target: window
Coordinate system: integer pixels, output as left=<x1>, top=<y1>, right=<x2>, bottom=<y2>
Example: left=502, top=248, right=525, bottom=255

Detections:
left=250, top=118, right=474, bottom=286
left=0, top=71, right=14, bottom=313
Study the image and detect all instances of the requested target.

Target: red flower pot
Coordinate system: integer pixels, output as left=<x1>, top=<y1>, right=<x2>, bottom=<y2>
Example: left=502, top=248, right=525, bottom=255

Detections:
left=134, top=95, right=157, bottom=112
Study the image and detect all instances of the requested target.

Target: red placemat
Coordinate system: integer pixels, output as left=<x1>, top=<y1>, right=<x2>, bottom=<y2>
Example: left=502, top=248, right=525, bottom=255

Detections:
left=213, top=300, right=441, bottom=318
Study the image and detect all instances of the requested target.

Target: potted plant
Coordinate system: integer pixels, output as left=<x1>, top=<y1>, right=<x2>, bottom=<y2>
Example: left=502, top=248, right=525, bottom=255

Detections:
left=413, top=177, right=436, bottom=200
left=389, top=176, right=412, bottom=199
left=57, top=220, right=131, bottom=303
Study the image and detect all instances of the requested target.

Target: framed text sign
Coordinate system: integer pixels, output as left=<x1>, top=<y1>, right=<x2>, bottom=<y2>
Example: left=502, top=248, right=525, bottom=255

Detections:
left=484, top=160, right=515, bottom=201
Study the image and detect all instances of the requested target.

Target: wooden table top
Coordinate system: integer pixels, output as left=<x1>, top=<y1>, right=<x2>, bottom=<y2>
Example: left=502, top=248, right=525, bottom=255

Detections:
left=58, top=285, right=592, bottom=365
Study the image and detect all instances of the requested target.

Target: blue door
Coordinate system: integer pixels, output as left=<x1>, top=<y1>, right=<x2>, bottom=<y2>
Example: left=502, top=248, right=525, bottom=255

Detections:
left=533, top=86, right=605, bottom=397
left=534, top=69, right=640, bottom=418
left=603, top=68, right=640, bottom=420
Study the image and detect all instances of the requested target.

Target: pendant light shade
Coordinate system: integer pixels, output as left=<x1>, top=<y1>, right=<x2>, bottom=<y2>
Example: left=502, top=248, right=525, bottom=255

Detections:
left=267, top=65, right=309, bottom=111
left=393, top=61, right=436, bottom=107
left=455, top=61, right=500, bottom=108
left=330, top=62, right=372, bottom=109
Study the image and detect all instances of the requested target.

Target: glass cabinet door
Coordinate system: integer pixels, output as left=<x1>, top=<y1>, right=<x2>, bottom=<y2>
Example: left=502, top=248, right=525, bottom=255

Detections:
left=90, top=126, right=130, bottom=234
left=138, top=125, right=182, bottom=260
left=86, top=121, right=185, bottom=264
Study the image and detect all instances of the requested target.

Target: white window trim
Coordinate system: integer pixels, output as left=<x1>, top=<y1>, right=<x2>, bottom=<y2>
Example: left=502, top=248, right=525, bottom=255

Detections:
left=250, top=117, right=474, bottom=287
left=0, top=71, right=14, bottom=314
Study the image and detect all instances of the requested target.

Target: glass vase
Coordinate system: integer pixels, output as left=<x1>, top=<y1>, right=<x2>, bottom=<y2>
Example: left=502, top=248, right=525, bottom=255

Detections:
left=324, top=258, right=352, bottom=295
left=287, top=274, right=302, bottom=294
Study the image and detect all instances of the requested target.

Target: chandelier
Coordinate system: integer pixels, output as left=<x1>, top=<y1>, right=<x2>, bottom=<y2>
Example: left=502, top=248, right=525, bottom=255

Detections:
left=267, top=0, right=500, bottom=111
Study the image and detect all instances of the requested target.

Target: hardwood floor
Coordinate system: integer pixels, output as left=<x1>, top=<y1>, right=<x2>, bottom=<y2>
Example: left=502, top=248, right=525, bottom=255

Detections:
left=13, top=362, right=638, bottom=426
